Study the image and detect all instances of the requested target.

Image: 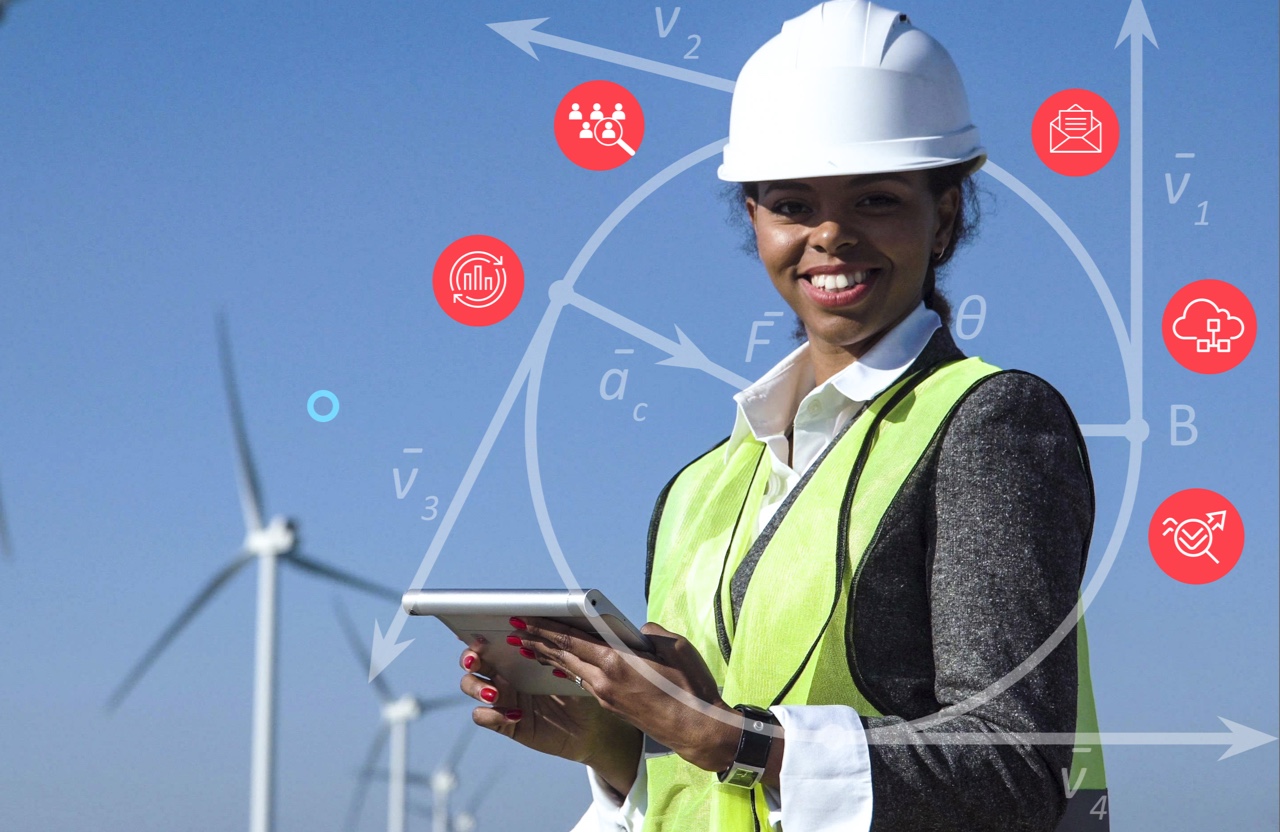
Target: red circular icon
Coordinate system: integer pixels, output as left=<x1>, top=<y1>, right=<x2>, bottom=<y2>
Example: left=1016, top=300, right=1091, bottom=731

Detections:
left=1161, top=279, right=1256, bottom=374
left=554, top=80, right=645, bottom=171
left=432, top=235, right=524, bottom=327
left=1148, top=489, right=1244, bottom=584
left=1031, top=89, right=1120, bottom=176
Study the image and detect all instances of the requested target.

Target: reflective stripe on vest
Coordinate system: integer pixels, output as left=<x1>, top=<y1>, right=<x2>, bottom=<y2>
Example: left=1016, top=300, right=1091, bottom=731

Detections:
left=643, top=358, right=1107, bottom=831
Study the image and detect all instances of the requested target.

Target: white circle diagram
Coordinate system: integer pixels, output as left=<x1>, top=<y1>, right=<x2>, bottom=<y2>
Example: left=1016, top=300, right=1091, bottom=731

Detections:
left=508, top=138, right=1144, bottom=742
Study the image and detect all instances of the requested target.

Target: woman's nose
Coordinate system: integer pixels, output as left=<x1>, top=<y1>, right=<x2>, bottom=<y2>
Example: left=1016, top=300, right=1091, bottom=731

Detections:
left=810, top=219, right=858, bottom=253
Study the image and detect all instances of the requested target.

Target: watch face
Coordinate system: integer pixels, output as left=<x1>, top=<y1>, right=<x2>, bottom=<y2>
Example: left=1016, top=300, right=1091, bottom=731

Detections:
left=723, top=765, right=763, bottom=790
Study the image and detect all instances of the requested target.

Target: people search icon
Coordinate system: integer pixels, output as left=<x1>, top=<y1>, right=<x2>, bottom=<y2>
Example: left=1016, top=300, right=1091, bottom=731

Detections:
left=555, top=80, right=645, bottom=170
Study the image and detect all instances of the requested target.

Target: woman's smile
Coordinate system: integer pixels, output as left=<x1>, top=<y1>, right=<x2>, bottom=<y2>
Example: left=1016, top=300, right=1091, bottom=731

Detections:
left=797, top=263, right=882, bottom=307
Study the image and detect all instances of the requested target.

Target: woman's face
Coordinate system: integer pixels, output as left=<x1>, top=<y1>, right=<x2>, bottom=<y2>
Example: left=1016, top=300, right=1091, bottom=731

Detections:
left=746, top=171, right=958, bottom=368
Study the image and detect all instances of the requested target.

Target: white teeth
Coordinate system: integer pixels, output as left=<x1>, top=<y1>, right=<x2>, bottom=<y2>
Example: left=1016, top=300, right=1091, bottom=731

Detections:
left=808, top=271, right=871, bottom=291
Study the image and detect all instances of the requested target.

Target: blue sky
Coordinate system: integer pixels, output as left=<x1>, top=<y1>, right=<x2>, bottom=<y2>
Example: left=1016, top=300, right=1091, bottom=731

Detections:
left=0, top=1, right=1276, bottom=830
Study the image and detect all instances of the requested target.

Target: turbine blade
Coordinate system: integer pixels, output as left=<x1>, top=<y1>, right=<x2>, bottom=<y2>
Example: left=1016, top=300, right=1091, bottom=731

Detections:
left=416, top=693, right=467, bottom=714
left=444, top=724, right=477, bottom=770
left=402, top=770, right=433, bottom=788
left=465, top=764, right=507, bottom=813
left=346, top=725, right=389, bottom=832
left=106, top=553, right=254, bottom=711
left=0, top=470, right=12, bottom=559
left=216, top=314, right=266, bottom=534
left=285, top=552, right=402, bottom=602
left=363, top=766, right=438, bottom=789
left=334, top=598, right=394, bottom=703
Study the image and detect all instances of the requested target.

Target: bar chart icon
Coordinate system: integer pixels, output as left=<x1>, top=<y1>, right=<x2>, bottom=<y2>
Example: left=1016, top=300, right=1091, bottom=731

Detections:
left=456, top=263, right=495, bottom=292
left=447, top=249, right=507, bottom=309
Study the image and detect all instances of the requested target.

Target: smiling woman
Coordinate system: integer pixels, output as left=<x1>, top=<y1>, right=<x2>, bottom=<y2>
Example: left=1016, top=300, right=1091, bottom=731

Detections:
left=456, top=2, right=1106, bottom=830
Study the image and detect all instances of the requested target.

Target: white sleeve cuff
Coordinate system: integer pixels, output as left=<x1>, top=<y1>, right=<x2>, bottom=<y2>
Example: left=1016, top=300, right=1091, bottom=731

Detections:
left=766, top=705, right=874, bottom=832
left=570, top=755, right=647, bottom=832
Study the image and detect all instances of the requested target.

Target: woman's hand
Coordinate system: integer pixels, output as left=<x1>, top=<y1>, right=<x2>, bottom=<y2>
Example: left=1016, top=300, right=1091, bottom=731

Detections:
left=511, top=618, right=741, bottom=775
left=459, top=642, right=642, bottom=795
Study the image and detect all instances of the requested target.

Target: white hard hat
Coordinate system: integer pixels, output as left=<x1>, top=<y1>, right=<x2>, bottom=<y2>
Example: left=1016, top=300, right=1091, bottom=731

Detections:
left=718, top=0, right=986, bottom=182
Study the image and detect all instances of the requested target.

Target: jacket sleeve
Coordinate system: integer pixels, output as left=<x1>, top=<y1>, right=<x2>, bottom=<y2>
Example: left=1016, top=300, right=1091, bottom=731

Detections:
left=864, top=371, right=1093, bottom=832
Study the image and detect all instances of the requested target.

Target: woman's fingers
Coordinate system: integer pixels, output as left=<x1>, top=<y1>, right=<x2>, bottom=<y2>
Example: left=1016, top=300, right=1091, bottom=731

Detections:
left=459, top=648, right=493, bottom=677
left=460, top=669, right=510, bottom=706
left=461, top=671, right=525, bottom=733
left=471, top=703, right=524, bottom=732
left=512, top=616, right=610, bottom=684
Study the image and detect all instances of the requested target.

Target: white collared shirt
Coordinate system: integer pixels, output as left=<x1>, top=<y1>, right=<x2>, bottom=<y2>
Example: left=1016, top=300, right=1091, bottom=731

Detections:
left=573, top=304, right=942, bottom=832
left=727, top=303, right=942, bottom=537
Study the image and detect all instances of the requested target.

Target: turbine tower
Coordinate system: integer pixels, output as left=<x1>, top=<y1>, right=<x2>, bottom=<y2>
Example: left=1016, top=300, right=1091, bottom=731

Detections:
left=107, top=316, right=404, bottom=832
left=336, top=600, right=462, bottom=832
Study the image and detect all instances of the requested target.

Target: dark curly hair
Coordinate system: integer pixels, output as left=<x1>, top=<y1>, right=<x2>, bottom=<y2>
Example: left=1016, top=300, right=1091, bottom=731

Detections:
left=725, top=161, right=981, bottom=330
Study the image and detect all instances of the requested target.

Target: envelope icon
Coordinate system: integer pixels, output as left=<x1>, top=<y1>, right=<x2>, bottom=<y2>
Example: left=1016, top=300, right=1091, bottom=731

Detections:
left=1049, top=104, right=1103, bottom=153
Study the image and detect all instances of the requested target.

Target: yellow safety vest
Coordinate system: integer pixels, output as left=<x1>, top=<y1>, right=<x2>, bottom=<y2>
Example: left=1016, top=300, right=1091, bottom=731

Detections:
left=644, top=358, right=1106, bottom=830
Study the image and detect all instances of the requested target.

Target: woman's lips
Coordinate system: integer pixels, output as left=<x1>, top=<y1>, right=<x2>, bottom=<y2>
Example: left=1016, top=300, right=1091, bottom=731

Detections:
left=799, top=269, right=879, bottom=307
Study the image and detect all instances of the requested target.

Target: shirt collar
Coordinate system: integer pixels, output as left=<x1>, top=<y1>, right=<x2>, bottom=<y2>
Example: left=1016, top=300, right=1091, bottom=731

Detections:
left=725, top=303, right=942, bottom=460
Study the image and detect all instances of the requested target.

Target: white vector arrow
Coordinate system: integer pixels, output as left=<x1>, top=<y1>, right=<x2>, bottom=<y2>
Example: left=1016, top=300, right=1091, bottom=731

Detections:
left=1117, top=0, right=1156, bottom=421
left=565, top=290, right=751, bottom=390
left=487, top=18, right=735, bottom=92
left=860, top=717, right=1276, bottom=761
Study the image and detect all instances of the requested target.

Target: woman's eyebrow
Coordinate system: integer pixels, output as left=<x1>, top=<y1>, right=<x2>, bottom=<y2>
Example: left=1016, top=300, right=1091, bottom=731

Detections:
left=761, top=174, right=912, bottom=197
left=762, top=180, right=814, bottom=194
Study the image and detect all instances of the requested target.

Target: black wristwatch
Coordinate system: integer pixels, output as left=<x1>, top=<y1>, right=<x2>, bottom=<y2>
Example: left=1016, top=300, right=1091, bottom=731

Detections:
left=717, top=704, right=779, bottom=789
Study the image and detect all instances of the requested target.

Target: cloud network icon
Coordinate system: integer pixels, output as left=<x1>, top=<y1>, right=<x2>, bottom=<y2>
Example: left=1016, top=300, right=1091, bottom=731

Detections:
left=1162, top=280, right=1256, bottom=374
left=1172, top=298, right=1246, bottom=353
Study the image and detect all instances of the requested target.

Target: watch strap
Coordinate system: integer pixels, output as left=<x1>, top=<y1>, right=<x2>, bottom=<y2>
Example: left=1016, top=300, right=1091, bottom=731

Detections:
left=717, top=704, right=779, bottom=789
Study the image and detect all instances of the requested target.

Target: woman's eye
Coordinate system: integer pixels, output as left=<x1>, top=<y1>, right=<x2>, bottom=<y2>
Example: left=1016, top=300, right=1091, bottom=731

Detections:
left=769, top=199, right=809, bottom=217
left=859, top=193, right=900, bottom=208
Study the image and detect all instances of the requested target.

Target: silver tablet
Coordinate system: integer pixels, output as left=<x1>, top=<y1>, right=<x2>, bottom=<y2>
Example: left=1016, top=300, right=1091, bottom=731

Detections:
left=402, top=588, right=652, bottom=696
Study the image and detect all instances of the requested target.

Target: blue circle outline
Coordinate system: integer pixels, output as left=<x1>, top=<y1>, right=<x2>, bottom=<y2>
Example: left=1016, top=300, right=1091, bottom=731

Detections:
left=307, top=390, right=339, bottom=423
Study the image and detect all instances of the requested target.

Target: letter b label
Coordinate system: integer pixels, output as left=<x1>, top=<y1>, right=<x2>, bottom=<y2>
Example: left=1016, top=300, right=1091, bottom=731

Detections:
left=1170, top=405, right=1197, bottom=446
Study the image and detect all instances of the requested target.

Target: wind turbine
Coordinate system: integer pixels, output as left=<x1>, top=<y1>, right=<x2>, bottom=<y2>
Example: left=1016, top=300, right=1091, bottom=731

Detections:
left=336, top=599, right=463, bottom=832
left=398, top=765, right=504, bottom=832
left=447, top=764, right=505, bottom=832
left=429, top=728, right=477, bottom=832
left=363, top=739, right=498, bottom=832
left=107, top=316, right=404, bottom=832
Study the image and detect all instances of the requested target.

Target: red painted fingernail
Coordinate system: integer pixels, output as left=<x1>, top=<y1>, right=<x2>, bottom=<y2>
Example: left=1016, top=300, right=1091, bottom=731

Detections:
left=509, top=617, right=527, bottom=630
left=506, top=635, right=523, bottom=647
left=480, top=687, right=497, bottom=703
left=552, top=668, right=568, bottom=678
left=463, top=655, right=475, bottom=670
left=519, top=647, right=536, bottom=659
left=504, top=708, right=523, bottom=721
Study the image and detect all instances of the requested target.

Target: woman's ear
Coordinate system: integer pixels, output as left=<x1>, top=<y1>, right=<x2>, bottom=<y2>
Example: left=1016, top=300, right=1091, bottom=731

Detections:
left=932, top=186, right=960, bottom=255
left=745, top=197, right=759, bottom=232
